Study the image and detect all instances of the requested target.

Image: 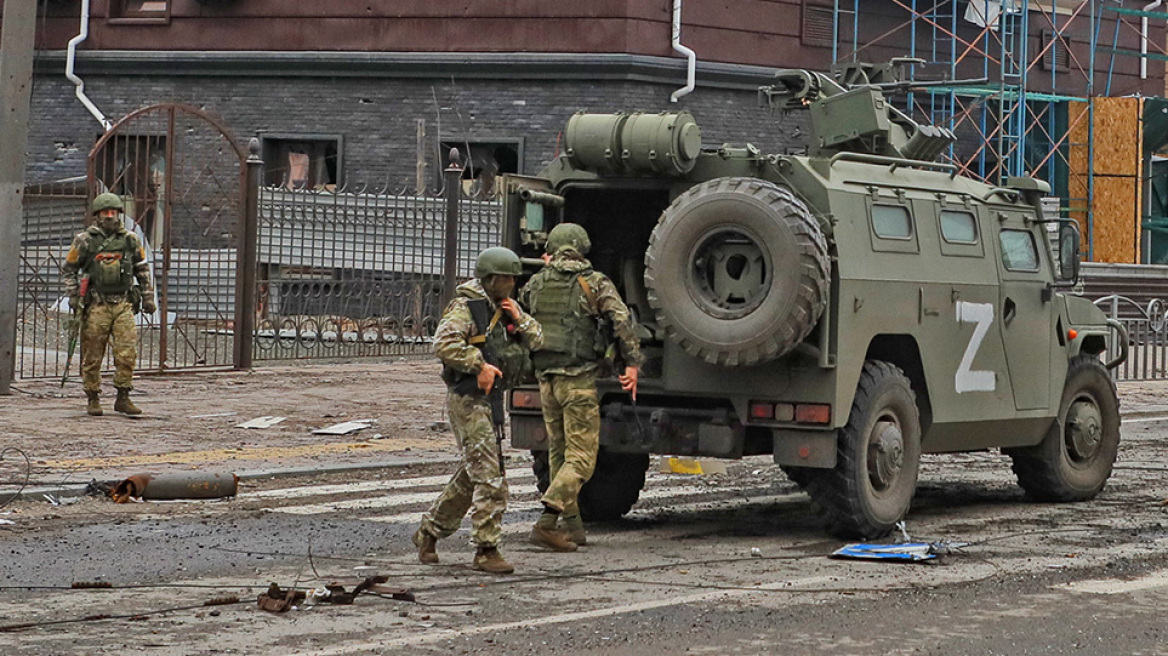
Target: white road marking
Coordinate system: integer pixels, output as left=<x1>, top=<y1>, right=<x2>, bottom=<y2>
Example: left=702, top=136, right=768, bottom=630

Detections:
left=268, top=480, right=743, bottom=516
left=240, top=473, right=534, bottom=500
left=1058, top=570, right=1168, bottom=595
left=244, top=470, right=723, bottom=501
left=364, top=492, right=798, bottom=531
left=305, top=575, right=836, bottom=655
left=1121, top=415, right=1168, bottom=424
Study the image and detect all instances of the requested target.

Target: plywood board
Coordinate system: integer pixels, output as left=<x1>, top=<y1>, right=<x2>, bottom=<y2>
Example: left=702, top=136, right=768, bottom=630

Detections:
left=1092, top=175, right=1141, bottom=263
left=1093, top=97, right=1143, bottom=177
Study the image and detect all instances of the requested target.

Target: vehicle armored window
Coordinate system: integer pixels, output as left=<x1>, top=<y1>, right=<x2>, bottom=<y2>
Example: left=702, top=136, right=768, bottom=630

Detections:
left=999, top=228, right=1040, bottom=271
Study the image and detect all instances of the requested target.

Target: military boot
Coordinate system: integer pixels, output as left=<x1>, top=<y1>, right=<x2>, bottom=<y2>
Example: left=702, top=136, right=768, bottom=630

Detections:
left=85, top=391, right=103, bottom=417
left=529, top=525, right=578, bottom=552
left=472, top=547, right=514, bottom=574
left=560, top=514, right=587, bottom=546
left=412, top=528, right=439, bottom=565
left=113, top=387, right=141, bottom=416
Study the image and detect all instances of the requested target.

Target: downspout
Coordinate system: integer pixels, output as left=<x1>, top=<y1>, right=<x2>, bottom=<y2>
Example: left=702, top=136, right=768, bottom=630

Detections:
left=670, top=0, right=696, bottom=102
left=1142, top=0, right=1163, bottom=80
left=66, top=0, right=112, bottom=130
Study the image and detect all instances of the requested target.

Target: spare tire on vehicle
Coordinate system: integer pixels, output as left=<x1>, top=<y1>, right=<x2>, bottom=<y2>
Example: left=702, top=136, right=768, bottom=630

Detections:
left=644, top=177, right=830, bottom=366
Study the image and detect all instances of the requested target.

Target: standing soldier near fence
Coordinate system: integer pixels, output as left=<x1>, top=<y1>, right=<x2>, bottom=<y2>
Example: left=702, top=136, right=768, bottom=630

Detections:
left=61, top=193, right=156, bottom=416
left=413, top=246, right=542, bottom=574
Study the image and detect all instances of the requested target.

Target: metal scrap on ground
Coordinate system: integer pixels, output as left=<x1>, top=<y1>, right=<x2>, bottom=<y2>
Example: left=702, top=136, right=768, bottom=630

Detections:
left=110, top=472, right=239, bottom=503
left=235, top=416, right=286, bottom=429
left=312, top=420, right=375, bottom=435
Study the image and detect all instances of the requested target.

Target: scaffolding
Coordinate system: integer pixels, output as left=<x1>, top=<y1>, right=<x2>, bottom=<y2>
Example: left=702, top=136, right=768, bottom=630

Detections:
left=832, top=0, right=1168, bottom=261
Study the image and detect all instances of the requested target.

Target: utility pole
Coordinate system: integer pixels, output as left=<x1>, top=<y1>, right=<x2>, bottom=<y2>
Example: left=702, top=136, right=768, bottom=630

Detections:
left=0, top=0, right=38, bottom=395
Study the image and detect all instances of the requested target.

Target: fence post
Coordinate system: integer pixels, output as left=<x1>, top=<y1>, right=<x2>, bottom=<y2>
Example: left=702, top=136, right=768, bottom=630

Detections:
left=0, top=0, right=37, bottom=394
left=233, top=138, right=262, bottom=370
left=443, top=148, right=464, bottom=309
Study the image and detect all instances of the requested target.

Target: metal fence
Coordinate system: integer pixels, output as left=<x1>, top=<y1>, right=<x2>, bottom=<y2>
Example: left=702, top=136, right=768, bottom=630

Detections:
left=250, top=182, right=502, bottom=362
left=1096, top=295, right=1168, bottom=381
left=15, top=180, right=87, bottom=380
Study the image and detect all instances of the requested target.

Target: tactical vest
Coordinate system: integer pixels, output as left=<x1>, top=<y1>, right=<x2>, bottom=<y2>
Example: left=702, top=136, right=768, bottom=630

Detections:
left=442, top=297, right=533, bottom=394
left=527, top=268, right=601, bottom=371
left=83, top=230, right=135, bottom=295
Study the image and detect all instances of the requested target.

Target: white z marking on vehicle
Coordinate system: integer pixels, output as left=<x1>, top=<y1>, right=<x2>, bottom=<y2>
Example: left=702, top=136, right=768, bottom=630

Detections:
left=955, top=301, right=995, bottom=393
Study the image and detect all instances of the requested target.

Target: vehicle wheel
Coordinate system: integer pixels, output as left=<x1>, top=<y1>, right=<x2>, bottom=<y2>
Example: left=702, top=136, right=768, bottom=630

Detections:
left=805, top=361, right=922, bottom=539
left=1009, top=355, right=1120, bottom=501
left=644, top=177, right=830, bottom=366
left=531, top=449, right=649, bottom=522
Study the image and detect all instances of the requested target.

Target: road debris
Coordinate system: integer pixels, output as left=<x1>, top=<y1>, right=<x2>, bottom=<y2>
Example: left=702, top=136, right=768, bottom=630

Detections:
left=312, top=420, right=375, bottom=435
left=257, top=577, right=414, bottom=614
left=110, top=472, right=239, bottom=503
left=257, top=584, right=305, bottom=613
left=235, top=416, right=286, bottom=429
left=831, top=540, right=969, bottom=562
left=660, top=457, right=728, bottom=475
left=831, top=542, right=939, bottom=562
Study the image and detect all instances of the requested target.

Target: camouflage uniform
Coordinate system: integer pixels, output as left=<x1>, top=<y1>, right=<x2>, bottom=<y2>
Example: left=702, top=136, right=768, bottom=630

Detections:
left=62, top=224, right=153, bottom=395
left=419, top=279, right=542, bottom=548
left=519, top=252, right=644, bottom=517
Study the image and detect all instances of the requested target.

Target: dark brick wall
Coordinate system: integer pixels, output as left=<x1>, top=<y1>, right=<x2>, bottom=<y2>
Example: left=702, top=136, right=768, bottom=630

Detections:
left=25, top=73, right=810, bottom=191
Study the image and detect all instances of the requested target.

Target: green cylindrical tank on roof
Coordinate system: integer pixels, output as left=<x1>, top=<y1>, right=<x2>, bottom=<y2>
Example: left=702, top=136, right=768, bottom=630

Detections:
left=564, top=111, right=701, bottom=177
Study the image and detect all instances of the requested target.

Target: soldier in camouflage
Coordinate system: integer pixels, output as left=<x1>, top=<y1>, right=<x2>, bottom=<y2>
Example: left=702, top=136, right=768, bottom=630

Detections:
left=413, top=247, right=542, bottom=575
left=61, top=193, right=157, bottom=417
left=519, top=223, right=644, bottom=550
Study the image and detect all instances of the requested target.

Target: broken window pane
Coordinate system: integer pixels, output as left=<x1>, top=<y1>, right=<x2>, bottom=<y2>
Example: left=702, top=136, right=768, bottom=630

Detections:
left=262, top=137, right=341, bottom=190
left=439, top=140, right=521, bottom=199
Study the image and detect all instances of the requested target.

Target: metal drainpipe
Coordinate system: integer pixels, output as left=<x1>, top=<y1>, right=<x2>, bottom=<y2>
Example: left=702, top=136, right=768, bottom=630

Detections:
left=670, top=0, right=696, bottom=102
left=66, top=0, right=112, bottom=131
left=1142, top=0, right=1164, bottom=80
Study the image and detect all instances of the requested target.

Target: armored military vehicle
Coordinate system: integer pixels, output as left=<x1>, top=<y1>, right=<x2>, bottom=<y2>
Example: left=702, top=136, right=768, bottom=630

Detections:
left=502, top=68, right=1128, bottom=538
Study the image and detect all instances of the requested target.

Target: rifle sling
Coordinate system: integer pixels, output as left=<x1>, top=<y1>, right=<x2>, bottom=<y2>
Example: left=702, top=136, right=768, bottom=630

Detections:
left=576, top=275, right=599, bottom=316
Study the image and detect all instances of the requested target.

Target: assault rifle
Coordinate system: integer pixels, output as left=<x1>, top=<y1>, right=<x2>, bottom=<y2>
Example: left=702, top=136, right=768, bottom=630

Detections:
left=61, top=278, right=89, bottom=387
left=451, top=298, right=511, bottom=473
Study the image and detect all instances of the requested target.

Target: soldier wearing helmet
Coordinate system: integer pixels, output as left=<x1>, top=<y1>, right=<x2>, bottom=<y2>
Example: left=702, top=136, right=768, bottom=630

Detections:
left=61, top=193, right=156, bottom=416
left=413, top=246, right=542, bottom=574
left=519, top=223, right=644, bottom=550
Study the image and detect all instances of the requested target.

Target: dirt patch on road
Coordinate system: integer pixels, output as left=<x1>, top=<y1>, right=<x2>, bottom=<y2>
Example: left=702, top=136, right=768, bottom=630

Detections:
left=1, top=359, right=457, bottom=484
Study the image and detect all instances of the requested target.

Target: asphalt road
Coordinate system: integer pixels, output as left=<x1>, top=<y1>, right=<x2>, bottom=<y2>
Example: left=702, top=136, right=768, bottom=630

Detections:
left=3, top=414, right=1168, bottom=655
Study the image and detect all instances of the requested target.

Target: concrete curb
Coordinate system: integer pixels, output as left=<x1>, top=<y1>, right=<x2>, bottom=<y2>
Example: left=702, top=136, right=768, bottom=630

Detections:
left=6, top=455, right=462, bottom=504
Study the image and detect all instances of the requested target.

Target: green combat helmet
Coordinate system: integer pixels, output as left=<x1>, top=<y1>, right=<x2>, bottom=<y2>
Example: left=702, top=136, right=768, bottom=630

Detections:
left=546, top=222, right=590, bottom=255
left=474, top=246, right=522, bottom=279
left=91, top=192, right=124, bottom=214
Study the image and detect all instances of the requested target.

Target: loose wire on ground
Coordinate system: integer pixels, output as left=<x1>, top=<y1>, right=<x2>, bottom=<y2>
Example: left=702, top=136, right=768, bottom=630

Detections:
left=0, top=448, right=32, bottom=509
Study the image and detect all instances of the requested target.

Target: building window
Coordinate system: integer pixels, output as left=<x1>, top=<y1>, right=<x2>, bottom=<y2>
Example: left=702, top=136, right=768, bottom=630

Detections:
left=109, top=0, right=170, bottom=23
left=261, top=135, right=342, bottom=190
left=438, top=139, right=522, bottom=199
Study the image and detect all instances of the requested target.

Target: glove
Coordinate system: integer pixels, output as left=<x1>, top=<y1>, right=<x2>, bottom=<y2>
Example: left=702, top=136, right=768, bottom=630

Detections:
left=142, top=296, right=157, bottom=315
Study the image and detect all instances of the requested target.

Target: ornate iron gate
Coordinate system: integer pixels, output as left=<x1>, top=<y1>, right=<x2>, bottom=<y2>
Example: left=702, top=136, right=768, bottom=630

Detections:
left=86, top=104, right=246, bottom=374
